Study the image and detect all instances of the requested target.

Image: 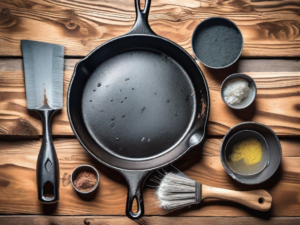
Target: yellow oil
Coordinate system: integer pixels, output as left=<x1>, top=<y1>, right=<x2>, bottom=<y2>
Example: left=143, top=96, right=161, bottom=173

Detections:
left=226, top=138, right=268, bottom=175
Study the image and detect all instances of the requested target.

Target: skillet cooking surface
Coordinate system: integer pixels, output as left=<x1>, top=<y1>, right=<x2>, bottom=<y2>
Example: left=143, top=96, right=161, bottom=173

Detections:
left=82, top=50, right=196, bottom=160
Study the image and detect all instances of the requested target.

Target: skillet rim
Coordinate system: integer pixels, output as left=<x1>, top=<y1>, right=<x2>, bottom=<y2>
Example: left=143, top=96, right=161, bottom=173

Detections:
left=67, top=33, right=210, bottom=171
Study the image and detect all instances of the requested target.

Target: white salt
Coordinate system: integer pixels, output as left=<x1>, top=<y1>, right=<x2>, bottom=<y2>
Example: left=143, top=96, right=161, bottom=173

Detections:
left=223, top=78, right=250, bottom=105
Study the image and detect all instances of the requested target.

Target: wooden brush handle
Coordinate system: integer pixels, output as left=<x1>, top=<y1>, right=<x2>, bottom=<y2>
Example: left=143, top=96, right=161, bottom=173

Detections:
left=201, top=184, right=272, bottom=211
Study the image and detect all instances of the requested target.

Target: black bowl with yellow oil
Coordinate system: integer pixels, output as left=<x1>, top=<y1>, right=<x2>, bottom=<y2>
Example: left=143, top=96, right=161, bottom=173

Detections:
left=225, top=130, right=269, bottom=176
left=221, top=122, right=282, bottom=184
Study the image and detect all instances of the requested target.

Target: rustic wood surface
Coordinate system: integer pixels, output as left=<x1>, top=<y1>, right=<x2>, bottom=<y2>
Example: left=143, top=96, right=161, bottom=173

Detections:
left=0, top=138, right=299, bottom=217
left=0, top=59, right=299, bottom=136
left=1, top=216, right=300, bottom=225
left=1, top=0, right=300, bottom=224
left=1, top=0, right=300, bottom=57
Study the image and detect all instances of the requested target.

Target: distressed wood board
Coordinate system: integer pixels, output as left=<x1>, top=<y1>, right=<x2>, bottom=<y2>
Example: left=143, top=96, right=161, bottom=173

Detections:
left=1, top=216, right=300, bottom=225
left=0, top=138, right=299, bottom=216
left=1, top=0, right=300, bottom=57
left=1, top=0, right=300, bottom=223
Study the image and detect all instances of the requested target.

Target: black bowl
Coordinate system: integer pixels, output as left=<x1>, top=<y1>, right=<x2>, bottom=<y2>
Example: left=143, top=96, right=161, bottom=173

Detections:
left=220, top=73, right=257, bottom=109
left=71, top=165, right=99, bottom=194
left=192, top=17, right=243, bottom=69
left=221, top=122, right=282, bottom=184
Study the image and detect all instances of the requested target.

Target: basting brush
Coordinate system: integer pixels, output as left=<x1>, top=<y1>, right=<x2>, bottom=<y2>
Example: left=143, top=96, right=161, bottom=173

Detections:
left=155, top=165, right=272, bottom=211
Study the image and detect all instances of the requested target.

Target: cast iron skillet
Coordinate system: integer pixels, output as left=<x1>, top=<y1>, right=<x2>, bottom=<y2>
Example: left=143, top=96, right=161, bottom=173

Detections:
left=67, top=0, right=209, bottom=219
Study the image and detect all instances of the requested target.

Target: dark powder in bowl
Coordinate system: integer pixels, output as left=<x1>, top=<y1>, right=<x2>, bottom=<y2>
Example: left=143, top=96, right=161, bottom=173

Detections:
left=193, top=18, right=243, bottom=68
left=74, top=171, right=97, bottom=192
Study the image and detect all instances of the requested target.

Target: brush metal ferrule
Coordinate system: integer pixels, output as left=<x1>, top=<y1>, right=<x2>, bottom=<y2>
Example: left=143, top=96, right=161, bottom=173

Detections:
left=195, top=181, right=202, bottom=204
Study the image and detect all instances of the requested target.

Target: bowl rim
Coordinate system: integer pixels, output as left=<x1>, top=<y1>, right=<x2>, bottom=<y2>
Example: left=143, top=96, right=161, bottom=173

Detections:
left=220, top=73, right=257, bottom=109
left=224, top=129, right=270, bottom=176
left=191, top=16, right=244, bottom=69
left=220, top=122, right=282, bottom=185
left=71, top=164, right=100, bottom=194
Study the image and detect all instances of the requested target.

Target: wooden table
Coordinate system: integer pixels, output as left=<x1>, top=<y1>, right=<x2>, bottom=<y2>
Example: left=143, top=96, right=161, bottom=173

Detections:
left=0, top=0, right=300, bottom=224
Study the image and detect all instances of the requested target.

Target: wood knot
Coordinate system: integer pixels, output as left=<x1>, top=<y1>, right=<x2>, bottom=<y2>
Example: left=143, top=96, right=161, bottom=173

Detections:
left=80, top=27, right=89, bottom=35
left=1, top=8, right=10, bottom=14
left=12, top=118, right=39, bottom=136
left=61, top=173, right=71, bottom=187
left=65, top=20, right=77, bottom=29
left=62, top=11, right=90, bottom=35
left=66, top=9, right=76, bottom=16
left=245, top=6, right=254, bottom=12
left=294, top=104, right=300, bottom=111
left=84, top=219, right=90, bottom=225
left=0, top=178, right=10, bottom=187
left=81, top=39, right=88, bottom=46
left=258, top=21, right=300, bottom=40
left=0, top=8, right=17, bottom=29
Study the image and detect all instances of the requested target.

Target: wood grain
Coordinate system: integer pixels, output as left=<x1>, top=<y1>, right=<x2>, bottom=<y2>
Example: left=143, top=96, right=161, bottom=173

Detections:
left=0, top=138, right=299, bottom=216
left=1, top=0, right=300, bottom=222
left=201, top=138, right=300, bottom=157
left=2, top=59, right=300, bottom=73
left=0, top=137, right=298, bottom=157
left=1, top=216, right=300, bottom=225
left=1, top=0, right=300, bottom=57
left=201, top=185, right=272, bottom=212
left=0, top=59, right=299, bottom=136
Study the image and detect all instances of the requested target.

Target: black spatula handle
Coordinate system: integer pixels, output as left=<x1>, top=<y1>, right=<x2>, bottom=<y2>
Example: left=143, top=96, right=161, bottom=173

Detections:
left=36, top=108, right=59, bottom=203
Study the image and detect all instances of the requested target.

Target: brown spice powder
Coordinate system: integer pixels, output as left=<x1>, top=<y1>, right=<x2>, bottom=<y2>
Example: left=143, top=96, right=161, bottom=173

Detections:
left=74, top=171, right=97, bottom=192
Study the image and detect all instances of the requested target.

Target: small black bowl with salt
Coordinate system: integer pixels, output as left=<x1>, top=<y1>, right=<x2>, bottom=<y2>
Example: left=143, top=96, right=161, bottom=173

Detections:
left=192, top=17, right=243, bottom=69
left=220, top=73, right=257, bottom=109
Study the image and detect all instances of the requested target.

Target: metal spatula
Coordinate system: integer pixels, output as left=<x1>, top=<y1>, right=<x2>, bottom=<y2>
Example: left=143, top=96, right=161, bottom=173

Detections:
left=21, top=40, right=64, bottom=203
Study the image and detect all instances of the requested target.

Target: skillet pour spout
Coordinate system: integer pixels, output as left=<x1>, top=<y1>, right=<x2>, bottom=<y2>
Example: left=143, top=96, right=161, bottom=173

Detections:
left=67, top=0, right=210, bottom=220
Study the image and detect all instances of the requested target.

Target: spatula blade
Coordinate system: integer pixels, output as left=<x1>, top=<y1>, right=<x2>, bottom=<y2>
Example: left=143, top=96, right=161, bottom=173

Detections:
left=21, top=40, right=64, bottom=110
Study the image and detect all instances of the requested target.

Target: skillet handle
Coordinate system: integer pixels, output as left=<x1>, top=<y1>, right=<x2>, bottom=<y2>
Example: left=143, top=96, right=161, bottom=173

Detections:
left=120, top=170, right=150, bottom=220
left=128, top=0, right=156, bottom=35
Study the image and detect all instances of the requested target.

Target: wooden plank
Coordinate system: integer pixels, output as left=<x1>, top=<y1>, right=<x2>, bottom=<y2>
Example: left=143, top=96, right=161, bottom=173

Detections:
left=0, top=59, right=299, bottom=136
left=1, top=216, right=300, bottom=225
left=0, top=138, right=299, bottom=216
left=0, top=137, right=298, bottom=158
left=1, top=0, right=300, bottom=57
left=201, top=138, right=300, bottom=157
left=2, top=59, right=300, bottom=73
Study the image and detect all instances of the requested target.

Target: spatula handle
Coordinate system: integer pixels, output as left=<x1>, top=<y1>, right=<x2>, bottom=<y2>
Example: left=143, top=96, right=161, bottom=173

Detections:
left=201, top=184, right=272, bottom=211
left=36, top=109, right=59, bottom=203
